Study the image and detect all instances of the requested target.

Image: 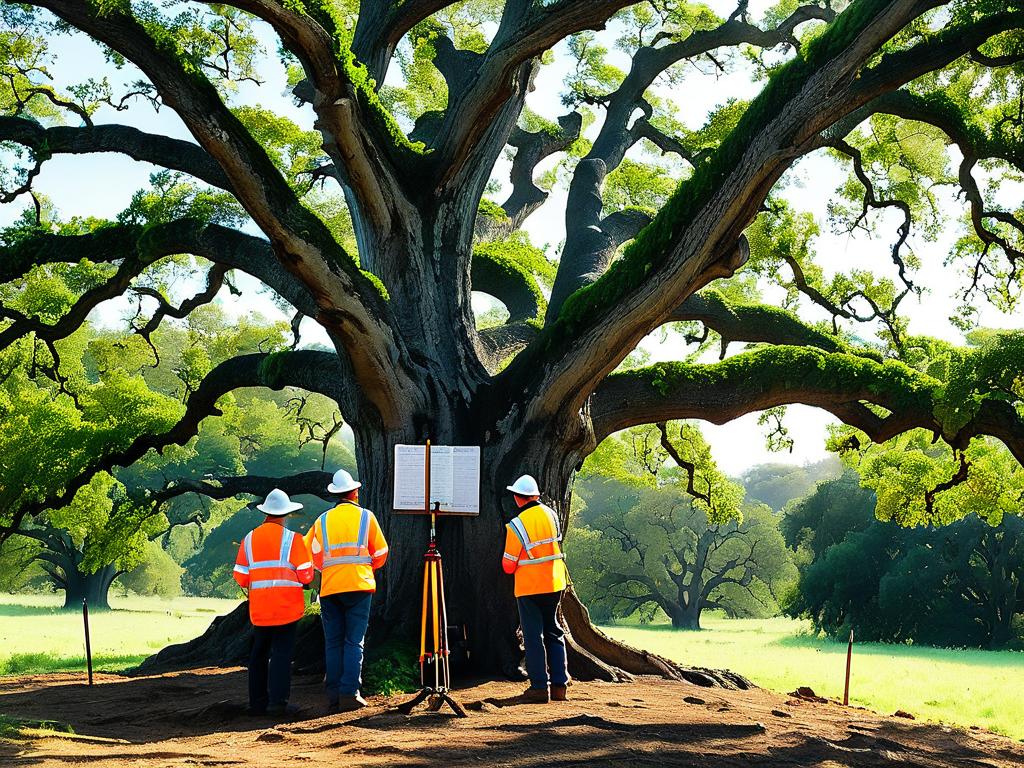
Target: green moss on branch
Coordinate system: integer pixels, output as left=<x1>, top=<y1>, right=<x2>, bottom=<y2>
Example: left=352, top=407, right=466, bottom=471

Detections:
left=472, top=240, right=549, bottom=322
left=639, top=346, right=936, bottom=414
left=535, top=0, right=893, bottom=357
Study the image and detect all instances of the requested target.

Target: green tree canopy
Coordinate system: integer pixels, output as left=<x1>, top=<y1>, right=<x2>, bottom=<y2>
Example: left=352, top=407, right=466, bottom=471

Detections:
left=569, top=423, right=796, bottom=629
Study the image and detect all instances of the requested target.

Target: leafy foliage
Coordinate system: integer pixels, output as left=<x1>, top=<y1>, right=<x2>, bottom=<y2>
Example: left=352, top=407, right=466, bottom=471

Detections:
left=785, top=468, right=1024, bottom=648
left=568, top=425, right=796, bottom=628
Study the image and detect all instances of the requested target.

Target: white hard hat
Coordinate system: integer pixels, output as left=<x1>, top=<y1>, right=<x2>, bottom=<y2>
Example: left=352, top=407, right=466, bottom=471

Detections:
left=327, top=468, right=361, bottom=494
left=506, top=474, right=540, bottom=497
left=256, top=488, right=304, bottom=516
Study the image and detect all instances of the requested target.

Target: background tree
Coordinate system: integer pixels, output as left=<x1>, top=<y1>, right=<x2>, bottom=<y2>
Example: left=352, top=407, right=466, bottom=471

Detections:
left=784, top=440, right=1024, bottom=648
left=119, top=540, right=186, bottom=599
left=0, top=254, right=351, bottom=607
left=1, top=0, right=1024, bottom=681
left=570, top=423, right=796, bottom=629
left=741, top=458, right=842, bottom=512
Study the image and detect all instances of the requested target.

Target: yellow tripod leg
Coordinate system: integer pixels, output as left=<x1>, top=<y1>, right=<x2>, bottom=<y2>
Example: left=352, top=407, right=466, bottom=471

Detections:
left=430, top=560, right=440, bottom=690
left=419, top=559, right=429, bottom=664
left=436, top=558, right=450, bottom=690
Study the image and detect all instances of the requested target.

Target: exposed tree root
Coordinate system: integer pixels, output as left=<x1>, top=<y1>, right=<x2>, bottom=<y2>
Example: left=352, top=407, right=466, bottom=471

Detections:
left=561, top=587, right=752, bottom=690
left=135, top=604, right=325, bottom=677
left=138, top=592, right=750, bottom=692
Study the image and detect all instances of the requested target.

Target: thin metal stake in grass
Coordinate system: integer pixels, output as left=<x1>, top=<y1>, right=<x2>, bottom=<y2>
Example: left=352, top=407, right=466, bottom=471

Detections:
left=843, top=629, right=853, bottom=706
left=82, top=599, right=93, bottom=686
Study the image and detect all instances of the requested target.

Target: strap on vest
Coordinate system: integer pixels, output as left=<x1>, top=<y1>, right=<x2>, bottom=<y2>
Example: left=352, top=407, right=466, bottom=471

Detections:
left=521, top=553, right=565, bottom=565
left=322, top=507, right=373, bottom=567
left=280, top=528, right=293, bottom=562
left=509, top=517, right=531, bottom=552
left=510, top=507, right=565, bottom=566
left=246, top=528, right=301, bottom=588
left=245, top=528, right=297, bottom=570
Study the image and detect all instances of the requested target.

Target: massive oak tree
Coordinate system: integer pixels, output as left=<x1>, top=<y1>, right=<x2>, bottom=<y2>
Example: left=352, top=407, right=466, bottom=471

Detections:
left=2, top=0, right=1024, bottom=683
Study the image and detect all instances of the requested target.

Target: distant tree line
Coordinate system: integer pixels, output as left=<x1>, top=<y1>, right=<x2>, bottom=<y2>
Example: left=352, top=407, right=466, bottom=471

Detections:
left=569, top=421, right=1023, bottom=651
left=783, top=468, right=1024, bottom=649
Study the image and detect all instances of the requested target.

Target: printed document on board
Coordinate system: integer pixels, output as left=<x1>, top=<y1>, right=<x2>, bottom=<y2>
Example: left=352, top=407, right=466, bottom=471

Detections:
left=393, top=444, right=480, bottom=514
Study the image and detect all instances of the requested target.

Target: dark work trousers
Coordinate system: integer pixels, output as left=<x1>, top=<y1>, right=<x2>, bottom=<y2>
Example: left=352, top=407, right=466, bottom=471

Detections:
left=248, top=621, right=298, bottom=711
left=516, top=590, right=569, bottom=690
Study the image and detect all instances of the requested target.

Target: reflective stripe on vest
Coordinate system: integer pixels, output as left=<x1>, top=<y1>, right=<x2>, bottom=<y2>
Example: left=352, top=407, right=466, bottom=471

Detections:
left=250, top=579, right=304, bottom=590
left=245, top=528, right=301, bottom=590
left=321, top=507, right=372, bottom=567
left=510, top=507, right=565, bottom=566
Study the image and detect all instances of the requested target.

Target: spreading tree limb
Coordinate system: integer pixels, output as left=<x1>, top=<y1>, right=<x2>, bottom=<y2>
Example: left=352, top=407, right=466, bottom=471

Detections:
left=24, top=0, right=417, bottom=422
left=4, top=350, right=349, bottom=538
left=591, top=346, right=1024, bottom=466
left=547, top=3, right=837, bottom=318
left=509, top=2, right=1010, bottom=434
left=0, top=117, right=231, bottom=190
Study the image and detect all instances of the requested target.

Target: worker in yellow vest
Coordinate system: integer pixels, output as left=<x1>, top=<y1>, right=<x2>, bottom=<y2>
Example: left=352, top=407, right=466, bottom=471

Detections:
left=304, top=469, right=388, bottom=712
left=502, top=474, right=570, bottom=703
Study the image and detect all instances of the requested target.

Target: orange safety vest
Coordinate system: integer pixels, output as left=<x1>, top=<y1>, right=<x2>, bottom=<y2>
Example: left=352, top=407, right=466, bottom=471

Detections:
left=502, top=501, right=569, bottom=597
left=304, top=502, right=388, bottom=597
left=233, top=521, right=314, bottom=626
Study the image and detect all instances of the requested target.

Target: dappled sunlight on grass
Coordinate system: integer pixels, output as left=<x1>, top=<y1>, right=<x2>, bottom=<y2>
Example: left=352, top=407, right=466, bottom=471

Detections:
left=0, top=652, right=147, bottom=676
left=604, top=615, right=1024, bottom=740
left=0, top=594, right=239, bottom=676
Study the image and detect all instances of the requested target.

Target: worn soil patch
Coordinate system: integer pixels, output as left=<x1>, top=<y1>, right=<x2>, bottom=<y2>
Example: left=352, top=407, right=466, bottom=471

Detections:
left=1, top=669, right=1022, bottom=766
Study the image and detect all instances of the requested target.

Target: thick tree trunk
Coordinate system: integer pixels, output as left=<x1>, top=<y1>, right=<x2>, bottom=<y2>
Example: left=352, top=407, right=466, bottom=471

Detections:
left=670, top=604, right=702, bottom=631
left=36, top=530, right=120, bottom=611
left=60, top=563, right=119, bottom=611
left=352, top=420, right=524, bottom=679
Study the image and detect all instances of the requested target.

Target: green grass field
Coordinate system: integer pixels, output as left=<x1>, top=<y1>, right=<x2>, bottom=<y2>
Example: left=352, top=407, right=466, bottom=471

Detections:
left=604, top=616, right=1024, bottom=740
left=1, top=596, right=1021, bottom=741
left=0, top=594, right=238, bottom=676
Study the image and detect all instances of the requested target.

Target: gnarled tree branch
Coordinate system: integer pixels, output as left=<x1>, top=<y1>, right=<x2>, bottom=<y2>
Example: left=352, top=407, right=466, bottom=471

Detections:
left=547, top=3, right=837, bottom=318
left=25, top=0, right=417, bottom=424
left=500, top=111, right=583, bottom=230
left=4, top=349, right=350, bottom=539
left=591, top=345, right=1024, bottom=468
left=0, top=116, right=231, bottom=190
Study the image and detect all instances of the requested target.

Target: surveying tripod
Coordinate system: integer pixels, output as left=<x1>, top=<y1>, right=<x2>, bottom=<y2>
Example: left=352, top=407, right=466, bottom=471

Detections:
left=398, top=443, right=467, bottom=717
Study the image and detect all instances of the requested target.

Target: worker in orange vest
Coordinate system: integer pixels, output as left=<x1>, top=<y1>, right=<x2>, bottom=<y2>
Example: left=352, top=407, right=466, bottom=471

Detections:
left=502, top=474, right=570, bottom=704
left=304, top=468, right=389, bottom=712
left=233, top=488, right=314, bottom=716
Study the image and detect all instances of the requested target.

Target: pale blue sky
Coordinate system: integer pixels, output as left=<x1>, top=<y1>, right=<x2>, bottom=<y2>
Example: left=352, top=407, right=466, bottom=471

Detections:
left=3, top=2, right=1021, bottom=475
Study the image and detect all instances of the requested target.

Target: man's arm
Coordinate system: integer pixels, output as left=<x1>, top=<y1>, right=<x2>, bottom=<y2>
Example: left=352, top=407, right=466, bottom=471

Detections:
left=304, top=518, right=324, bottom=571
left=369, top=513, right=389, bottom=570
left=290, top=532, right=315, bottom=585
left=232, top=539, right=250, bottom=589
left=502, top=524, right=521, bottom=574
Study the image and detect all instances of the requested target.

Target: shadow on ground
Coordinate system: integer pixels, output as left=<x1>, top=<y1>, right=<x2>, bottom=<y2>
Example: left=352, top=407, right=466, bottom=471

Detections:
left=2, top=671, right=1022, bottom=767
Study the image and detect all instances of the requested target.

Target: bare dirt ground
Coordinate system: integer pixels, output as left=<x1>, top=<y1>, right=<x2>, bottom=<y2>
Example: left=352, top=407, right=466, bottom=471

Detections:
left=2, top=668, right=1022, bottom=767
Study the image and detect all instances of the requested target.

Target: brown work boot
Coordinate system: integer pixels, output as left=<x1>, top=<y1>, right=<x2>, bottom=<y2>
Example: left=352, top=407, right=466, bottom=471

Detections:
left=551, top=685, right=568, bottom=701
left=329, top=694, right=368, bottom=713
left=521, top=687, right=549, bottom=704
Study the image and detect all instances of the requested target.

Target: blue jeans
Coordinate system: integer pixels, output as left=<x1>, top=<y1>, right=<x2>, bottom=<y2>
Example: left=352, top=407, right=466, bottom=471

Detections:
left=320, top=591, right=373, bottom=699
left=517, top=590, right=569, bottom=690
